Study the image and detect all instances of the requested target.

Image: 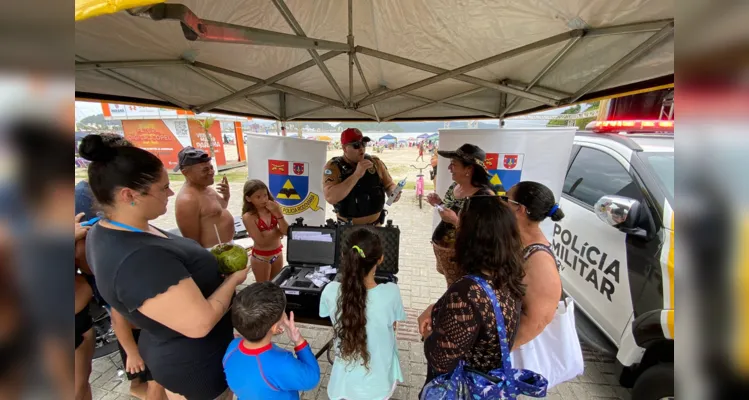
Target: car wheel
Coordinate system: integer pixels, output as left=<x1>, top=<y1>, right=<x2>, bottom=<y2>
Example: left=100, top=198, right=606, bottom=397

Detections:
left=631, top=362, right=674, bottom=400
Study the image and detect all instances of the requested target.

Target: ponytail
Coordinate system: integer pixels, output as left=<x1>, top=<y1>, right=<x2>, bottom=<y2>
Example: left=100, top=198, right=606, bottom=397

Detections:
left=334, top=228, right=383, bottom=370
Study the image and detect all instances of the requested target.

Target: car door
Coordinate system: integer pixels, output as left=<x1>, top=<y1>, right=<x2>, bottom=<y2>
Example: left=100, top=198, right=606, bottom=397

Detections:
left=554, top=144, right=643, bottom=344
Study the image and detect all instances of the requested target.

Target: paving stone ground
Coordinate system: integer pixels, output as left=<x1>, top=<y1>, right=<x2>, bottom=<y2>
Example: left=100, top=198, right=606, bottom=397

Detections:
left=90, top=181, right=629, bottom=400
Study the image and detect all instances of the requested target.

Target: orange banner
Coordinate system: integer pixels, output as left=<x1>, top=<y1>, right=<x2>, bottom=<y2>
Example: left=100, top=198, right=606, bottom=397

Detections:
left=234, top=122, right=246, bottom=162
left=187, top=119, right=227, bottom=167
left=122, top=120, right=184, bottom=171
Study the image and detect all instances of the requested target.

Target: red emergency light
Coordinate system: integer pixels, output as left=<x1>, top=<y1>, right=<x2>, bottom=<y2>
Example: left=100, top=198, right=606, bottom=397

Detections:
left=586, top=120, right=674, bottom=134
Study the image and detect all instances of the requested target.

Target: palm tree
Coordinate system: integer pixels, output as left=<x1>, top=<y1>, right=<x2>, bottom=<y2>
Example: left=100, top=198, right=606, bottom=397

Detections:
left=194, top=117, right=218, bottom=170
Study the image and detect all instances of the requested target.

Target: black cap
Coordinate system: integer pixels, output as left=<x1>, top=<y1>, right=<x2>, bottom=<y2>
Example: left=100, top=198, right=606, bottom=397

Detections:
left=173, top=146, right=211, bottom=172
left=437, top=143, right=489, bottom=174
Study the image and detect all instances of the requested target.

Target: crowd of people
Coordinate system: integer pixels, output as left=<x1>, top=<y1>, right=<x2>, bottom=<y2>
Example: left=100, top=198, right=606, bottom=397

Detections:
left=73, top=127, right=566, bottom=400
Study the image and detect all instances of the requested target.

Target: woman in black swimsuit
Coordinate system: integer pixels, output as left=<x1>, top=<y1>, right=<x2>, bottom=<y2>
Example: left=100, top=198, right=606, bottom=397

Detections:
left=503, top=181, right=565, bottom=349
left=79, top=135, right=248, bottom=400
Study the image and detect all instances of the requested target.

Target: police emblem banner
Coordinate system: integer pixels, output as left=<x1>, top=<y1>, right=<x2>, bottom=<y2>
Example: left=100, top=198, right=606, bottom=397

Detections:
left=246, top=134, right=327, bottom=226
left=434, top=128, right=575, bottom=240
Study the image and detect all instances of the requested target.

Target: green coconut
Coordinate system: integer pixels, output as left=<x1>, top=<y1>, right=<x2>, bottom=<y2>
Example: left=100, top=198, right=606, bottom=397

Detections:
left=210, top=243, right=249, bottom=274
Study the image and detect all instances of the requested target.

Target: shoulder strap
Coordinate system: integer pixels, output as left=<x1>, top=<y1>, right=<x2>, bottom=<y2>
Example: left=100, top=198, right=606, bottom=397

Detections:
left=523, top=243, right=562, bottom=271
left=466, top=275, right=513, bottom=375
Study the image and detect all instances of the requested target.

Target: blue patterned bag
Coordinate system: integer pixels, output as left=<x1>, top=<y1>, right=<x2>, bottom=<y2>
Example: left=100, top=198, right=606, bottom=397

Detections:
left=420, top=275, right=548, bottom=400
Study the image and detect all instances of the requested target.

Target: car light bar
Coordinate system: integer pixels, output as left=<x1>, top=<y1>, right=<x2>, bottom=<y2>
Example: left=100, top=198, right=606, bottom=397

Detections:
left=586, top=120, right=674, bottom=133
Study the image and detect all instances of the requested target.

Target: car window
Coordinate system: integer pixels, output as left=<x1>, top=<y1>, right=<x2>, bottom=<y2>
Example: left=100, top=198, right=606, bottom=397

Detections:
left=639, top=152, right=674, bottom=201
left=563, top=147, right=642, bottom=207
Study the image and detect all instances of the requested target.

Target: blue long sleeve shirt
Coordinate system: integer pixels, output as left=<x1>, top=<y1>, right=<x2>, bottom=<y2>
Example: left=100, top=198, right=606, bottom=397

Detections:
left=223, top=338, right=320, bottom=400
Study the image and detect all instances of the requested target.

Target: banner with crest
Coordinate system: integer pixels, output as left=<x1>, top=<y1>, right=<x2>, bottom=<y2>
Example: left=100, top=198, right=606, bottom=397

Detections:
left=434, top=128, right=575, bottom=240
left=246, top=134, right=328, bottom=226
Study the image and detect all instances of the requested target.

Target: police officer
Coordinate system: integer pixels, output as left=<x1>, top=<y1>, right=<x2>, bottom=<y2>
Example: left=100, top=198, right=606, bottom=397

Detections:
left=323, top=128, right=400, bottom=225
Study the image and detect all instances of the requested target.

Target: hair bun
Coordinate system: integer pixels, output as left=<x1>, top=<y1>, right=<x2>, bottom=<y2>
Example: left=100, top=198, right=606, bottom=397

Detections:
left=79, top=134, right=117, bottom=162
left=550, top=206, right=565, bottom=222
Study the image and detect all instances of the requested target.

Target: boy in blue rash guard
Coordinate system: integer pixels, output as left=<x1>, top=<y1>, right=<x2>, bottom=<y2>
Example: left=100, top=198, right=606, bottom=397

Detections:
left=223, top=282, right=320, bottom=400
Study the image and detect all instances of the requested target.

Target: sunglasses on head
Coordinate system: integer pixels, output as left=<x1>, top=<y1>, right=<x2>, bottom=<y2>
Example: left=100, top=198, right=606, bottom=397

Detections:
left=499, top=195, right=522, bottom=205
left=348, top=141, right=367, bottom=150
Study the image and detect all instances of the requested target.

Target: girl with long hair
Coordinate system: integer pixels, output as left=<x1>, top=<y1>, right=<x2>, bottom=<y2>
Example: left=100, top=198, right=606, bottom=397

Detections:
left=503, top=181, right=564, bottom=349
left=241, top=179, right=288, bottom=282
left=417, top=195, right=525, bottom=388
left=319, top=228, right=406, bottom=400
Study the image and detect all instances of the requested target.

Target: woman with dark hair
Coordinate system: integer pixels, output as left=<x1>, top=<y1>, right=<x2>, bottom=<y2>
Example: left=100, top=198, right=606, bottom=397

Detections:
left=319, top=227, right=406, bottom=400
left=417, top=195, right=524, bottom=388
left=79, top=135, right=248, bottom=400
left=504, top=181, right=564, bottom=349
left=426, top=144, right=500, bottom=286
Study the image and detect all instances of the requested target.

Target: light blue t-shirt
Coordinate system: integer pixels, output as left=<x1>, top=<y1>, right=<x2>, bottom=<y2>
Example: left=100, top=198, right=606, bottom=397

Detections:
left=320, top=282, right=407, bottom=400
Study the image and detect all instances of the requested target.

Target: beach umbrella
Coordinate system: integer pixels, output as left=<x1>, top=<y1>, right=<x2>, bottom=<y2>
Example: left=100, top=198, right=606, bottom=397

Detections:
left=317, top=135, right=332, bottom=141
left=417, top=133, right=430, bottom=139
left=379, top=134, right=397, bottom=142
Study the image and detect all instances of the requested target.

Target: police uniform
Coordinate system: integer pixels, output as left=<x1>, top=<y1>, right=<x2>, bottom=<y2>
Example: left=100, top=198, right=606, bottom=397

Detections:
left=323, top=155, right=395, bottom=225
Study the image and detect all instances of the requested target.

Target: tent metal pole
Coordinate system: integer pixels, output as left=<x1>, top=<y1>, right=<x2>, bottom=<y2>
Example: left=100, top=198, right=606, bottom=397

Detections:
left=356, top=30, right=574, bottom=107
left=569, top=22, right=674, bottom=103
left=498, top=90, right=507, bottom=119
left=280, top=92, right=287, bottom=121
left=196, top=62, right=353, bottom=114
left=504, top=80, right=572, bottom=99
left=270, top=0, right=349, bottom=106
left=185, top=65, right=280, bottom=119
left=585, top=19, right=674, bottom=37
left=383, top=89, right=494, bottom=121
left=132, top=3, right=349, bottom=51
left=287, top=105, right=329, bottom=121
left=75, top=59, right=188, bottom=71
left=348, top=0, right=354, bottom=105
left=500, top=33, right=583, bottom=117
left=287, top=89, right=374, bottom=121
left=194, top=50, right=343, bottom=113
left=76, top=55, right=190, bottom=110
left=355, top=42, right=564, bottom=106
left=244, top=90, right=281, bottom=98
left=352, top=54, right=380, bottom=122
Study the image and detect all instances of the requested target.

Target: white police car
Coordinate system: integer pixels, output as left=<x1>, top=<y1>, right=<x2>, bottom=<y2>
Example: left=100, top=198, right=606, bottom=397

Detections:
left=552, top=120, right=674, bottom=399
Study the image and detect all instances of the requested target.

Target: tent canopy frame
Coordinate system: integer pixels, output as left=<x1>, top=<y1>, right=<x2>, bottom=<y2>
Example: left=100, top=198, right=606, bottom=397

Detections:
left=75, top=1, right=674, bottom=124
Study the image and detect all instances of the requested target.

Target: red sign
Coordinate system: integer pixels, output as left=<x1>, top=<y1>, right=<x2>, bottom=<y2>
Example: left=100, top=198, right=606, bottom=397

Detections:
left=122, top=120, right=183, bottom=170
left=503, top=155, right=519, bottom=169
left=293, top=163, right=305, bottom=175
left=269, top=160, right=288, bottom=175
left=485, top=153, right=499, bottom=170
left=187, top=119, right=227, bottom=167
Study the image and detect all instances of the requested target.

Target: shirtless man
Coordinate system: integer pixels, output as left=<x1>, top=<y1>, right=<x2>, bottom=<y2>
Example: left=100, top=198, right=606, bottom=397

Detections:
left=174, top=147, right=234, bottom=248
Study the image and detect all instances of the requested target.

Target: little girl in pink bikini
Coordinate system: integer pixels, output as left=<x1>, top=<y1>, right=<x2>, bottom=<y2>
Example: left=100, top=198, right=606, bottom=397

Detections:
left=241, top=180, right=289, bottom=282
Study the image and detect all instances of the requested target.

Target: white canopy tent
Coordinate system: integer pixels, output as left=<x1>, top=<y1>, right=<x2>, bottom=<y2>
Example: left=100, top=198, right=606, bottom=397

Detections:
left=75, top=0, right=674, bottom=122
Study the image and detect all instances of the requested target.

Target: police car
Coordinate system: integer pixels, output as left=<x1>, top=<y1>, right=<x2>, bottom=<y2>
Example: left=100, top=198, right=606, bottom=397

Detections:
left=553, top=120, right=674, bottom=399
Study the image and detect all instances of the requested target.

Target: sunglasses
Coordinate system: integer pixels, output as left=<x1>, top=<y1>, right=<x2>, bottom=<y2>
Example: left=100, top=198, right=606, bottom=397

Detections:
left=348, top=141, right=367, bottom=150
left=500, top=195, right=522, bottom=206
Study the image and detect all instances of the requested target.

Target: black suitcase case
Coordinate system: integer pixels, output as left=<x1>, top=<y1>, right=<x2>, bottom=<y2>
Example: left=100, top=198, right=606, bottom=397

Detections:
left=272, top=219, right=340, bottom=325
left=272, top=218, right=401, bottom=326
left=336, top=219, right=400, bottom=285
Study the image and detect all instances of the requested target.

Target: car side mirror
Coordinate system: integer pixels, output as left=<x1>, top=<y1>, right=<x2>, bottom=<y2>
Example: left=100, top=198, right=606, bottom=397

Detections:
left=594, top=195, right=654, bottom=239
